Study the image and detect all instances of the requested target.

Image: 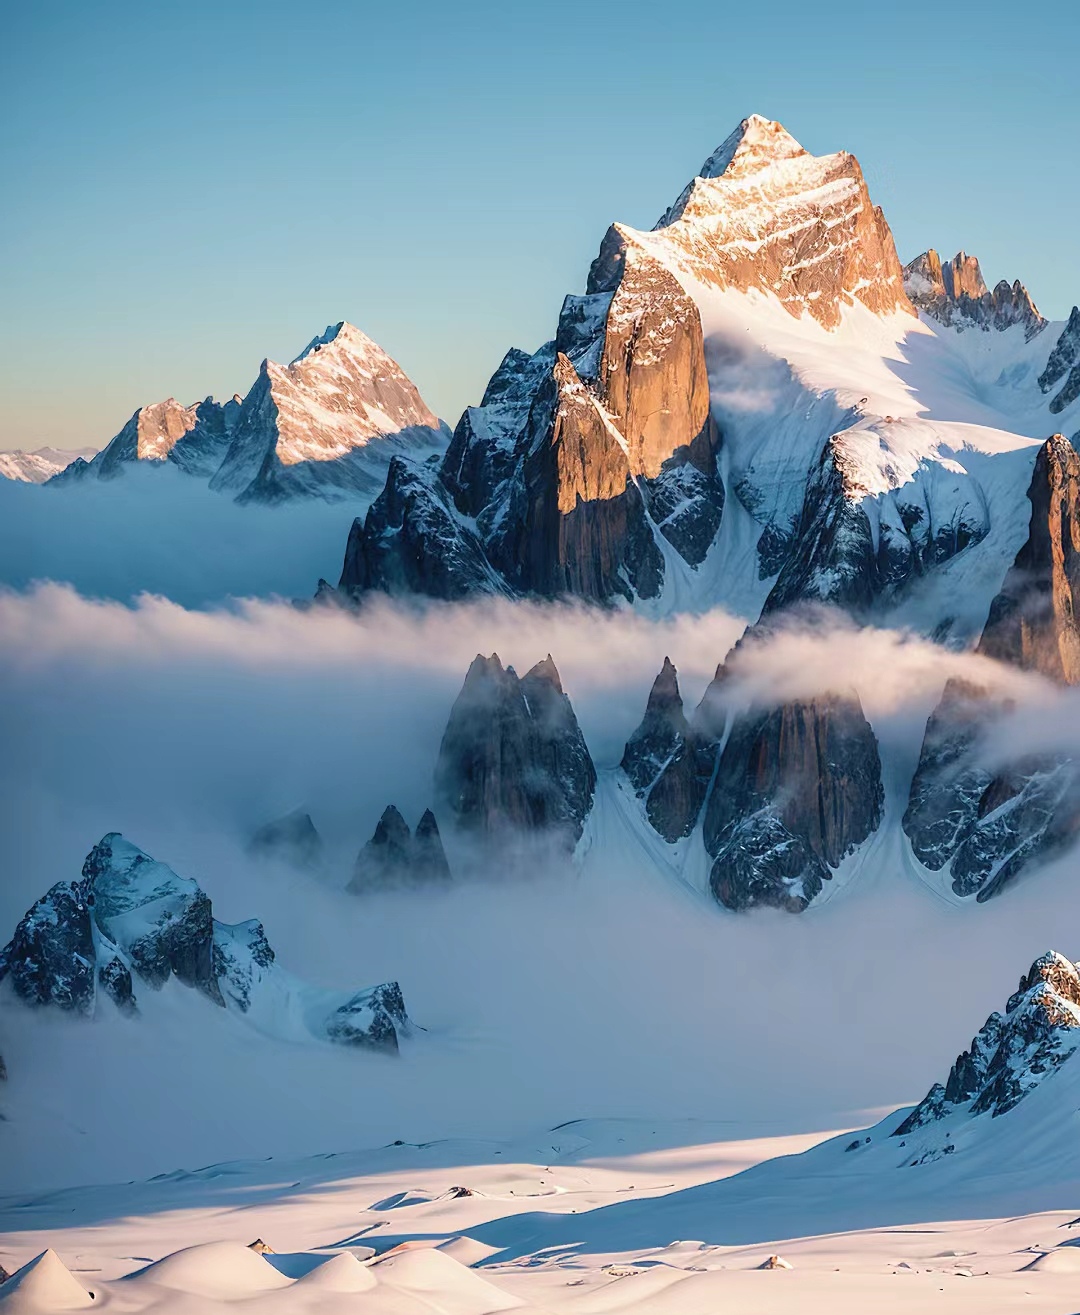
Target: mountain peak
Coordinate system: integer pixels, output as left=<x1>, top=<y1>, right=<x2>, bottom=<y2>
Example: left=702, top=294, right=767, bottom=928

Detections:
left=697, top=114, right=808, bottom=181
left=291, top=320, right=377, bottom=365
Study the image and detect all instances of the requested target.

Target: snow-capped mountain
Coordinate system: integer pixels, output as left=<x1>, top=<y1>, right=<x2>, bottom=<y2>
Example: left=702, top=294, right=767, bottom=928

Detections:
left=0, top=833, right=412, bottom=1052
left=47, top=322, right=450, bottom=503
left=305, top=114, right=1080, bottom=912
left=0, top=445, right=96, bottom=483
left=210, top=321, right=451, bottom=503
left=321, top=113, right=1079, bottom=628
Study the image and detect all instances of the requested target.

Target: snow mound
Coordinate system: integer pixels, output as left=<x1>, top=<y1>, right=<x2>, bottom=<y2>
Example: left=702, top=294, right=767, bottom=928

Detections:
left=0, top=1250, right=95, bottom=1311
left=126, top=1241, right=294, bottom=1297
left=371, top=1248, right=525, bottom=1312
left=291, top=1251, right=377, bottom=1291
left=437, top=1236, right=504, bottom=1266
left=1022, top=1245, right=1080, bottom=1272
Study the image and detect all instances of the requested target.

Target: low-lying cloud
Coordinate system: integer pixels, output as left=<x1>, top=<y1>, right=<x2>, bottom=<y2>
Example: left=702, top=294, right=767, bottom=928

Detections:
left=4, top=583, right=1080, bottom=1192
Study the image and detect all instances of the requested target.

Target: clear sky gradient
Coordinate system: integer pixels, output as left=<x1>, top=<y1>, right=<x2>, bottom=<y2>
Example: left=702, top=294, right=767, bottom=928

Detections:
left=2, top=0, right=1077, bottom=450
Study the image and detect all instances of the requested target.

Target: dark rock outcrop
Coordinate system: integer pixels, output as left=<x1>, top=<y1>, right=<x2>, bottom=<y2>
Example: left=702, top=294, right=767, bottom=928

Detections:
left=435, top=653, right=596, bottom=848
left=0, top=834, right=413, bottom=1052
left=334, top=457, right=500, bottom=602
left=703, top=692, right=884, bottom=911
left=904, top=437, right=1080, bottom=898
left=248, top=809, right=323, bottom=870
left=634, top=639, right=884, bottom=911
left=894, top=951, right=1080, bottom=1134
left=0, top=882, right=96, bottom=1013
left=325, top=981, right=409, bottom=1053
left=1039, top=307, right=1080, bottom=415
left=637, top=662, right=730, bottom=843
left=349, top=806, right=452, bottom=893
left=621, top=658, right=689, bottom=795
left=903, top=249, right=1045, bottom=341
left=904, top=679, right=1080, bottom=900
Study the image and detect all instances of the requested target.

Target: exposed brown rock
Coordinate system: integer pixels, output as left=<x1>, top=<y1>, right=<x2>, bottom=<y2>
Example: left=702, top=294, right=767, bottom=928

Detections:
left=594, top=244, right=716, bottom=480
left=516, top=355, right=664, bottom=602
left=978, top=435, right=1080, bottom=684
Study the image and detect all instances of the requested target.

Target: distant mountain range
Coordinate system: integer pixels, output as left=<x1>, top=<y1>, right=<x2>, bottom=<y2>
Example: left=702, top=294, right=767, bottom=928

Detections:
left=0, top=445, right=97, bottom=483
left=46, top=321, right=450, bottom=502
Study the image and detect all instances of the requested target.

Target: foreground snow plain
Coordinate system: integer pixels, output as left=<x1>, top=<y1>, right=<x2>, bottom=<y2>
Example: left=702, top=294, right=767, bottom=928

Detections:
left=7, top=1112, right=1080, bottom=1313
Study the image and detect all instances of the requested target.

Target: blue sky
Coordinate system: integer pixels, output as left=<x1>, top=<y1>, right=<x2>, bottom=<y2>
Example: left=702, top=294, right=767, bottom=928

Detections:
left=2, top=0, right=1077, bottom=450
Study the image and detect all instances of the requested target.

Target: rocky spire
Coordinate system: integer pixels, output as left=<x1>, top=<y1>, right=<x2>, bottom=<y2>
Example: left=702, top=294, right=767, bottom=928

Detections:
left=435, top=653, right=596, bottom=847
left=978, top=435, right=1080, bottom=684
left=349, top=806, right=452, bottom=893
left=903, top=248, right=1045, bottom=339
left=621, top=658, right=690, bottom=796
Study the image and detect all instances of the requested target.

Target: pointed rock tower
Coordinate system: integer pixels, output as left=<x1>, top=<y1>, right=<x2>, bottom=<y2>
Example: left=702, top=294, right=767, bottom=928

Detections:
left=349, top=806, right=452, bottom=893
left=435, top=653, right=596, bottom=848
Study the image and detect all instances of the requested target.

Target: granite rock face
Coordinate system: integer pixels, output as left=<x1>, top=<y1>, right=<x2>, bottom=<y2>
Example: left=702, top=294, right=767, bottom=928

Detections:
left=248, top=809, right=323, bottom=870
left=0, top=834, right=412, bottom=1052
left=321, top=150, right=737, bottom=608
left=894, top=951, right=1080, bottom=1135
left=350, top=806, right=452, bottom=893
left=435, top=653, right=596, bottom=848
left=334, top=457, right=501, bottom=602
left=978, top=435, right=1080, bottom=683
left=652, top=114, right=912, bottom=327
left=903, top=248, right=1045, bottom=341
left=703, top=692, right=884, bottom=912
left=904, top=437, right=1080, bottom=898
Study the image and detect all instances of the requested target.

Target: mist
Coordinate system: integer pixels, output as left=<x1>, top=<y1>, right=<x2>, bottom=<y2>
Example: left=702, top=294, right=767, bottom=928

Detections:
left=3, top=584, right=1080, bottom=1193
left=0, top=465, right=366, bottom=607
